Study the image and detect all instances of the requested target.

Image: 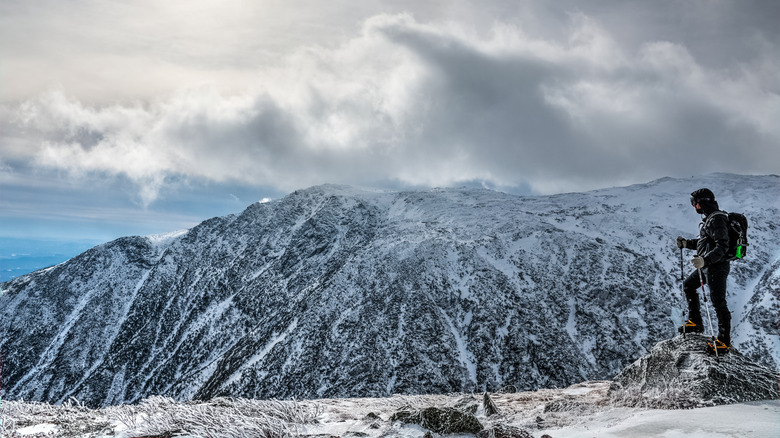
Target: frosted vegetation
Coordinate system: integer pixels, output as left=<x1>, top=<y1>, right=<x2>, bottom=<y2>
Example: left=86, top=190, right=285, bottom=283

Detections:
left=1, top=396, right=318, bottom=438
left=2, top=382, right=777, bottom=437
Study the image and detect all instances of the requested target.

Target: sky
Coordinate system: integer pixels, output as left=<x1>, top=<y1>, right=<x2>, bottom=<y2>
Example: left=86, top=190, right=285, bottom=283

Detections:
left=1, top=0, right=779, bottom=253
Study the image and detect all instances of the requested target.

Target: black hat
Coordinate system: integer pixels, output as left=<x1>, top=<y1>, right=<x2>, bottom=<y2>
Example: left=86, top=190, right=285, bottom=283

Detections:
left=690, top=188, right=716, bottom=208
left=691, top=188, right=715, bottom=201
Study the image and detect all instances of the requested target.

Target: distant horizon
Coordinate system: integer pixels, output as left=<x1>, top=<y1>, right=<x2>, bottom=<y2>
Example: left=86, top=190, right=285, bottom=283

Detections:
left=0, top=237, right=104, bottom=282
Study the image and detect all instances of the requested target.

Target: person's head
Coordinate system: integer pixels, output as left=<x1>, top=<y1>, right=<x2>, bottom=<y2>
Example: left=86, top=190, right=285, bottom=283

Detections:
left=690, top=188, right=718, bottom=215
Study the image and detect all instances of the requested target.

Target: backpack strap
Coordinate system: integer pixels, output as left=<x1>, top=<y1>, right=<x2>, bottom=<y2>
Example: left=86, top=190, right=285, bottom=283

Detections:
left=700, top=210, right=728, bottom=242
left=704, top=210, right=728, bottom=227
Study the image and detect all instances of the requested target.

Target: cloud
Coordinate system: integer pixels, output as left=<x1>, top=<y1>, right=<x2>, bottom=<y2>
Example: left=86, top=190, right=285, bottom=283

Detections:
left=2, top=11, right=778, bottom=202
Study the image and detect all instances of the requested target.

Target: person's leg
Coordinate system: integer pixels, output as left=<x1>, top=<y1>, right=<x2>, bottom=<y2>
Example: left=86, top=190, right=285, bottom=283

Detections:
left=683, top=270, right=704, bottom=327
left=707, top=263, right=731, bottom=345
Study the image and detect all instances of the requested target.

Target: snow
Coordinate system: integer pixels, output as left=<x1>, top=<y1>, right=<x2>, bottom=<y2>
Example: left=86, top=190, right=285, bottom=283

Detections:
left=1, top=380, right=778, bottom=437
left=15, top=423, right=59, bottom=435
left=440, top=309, right=478, bottom=385
left=145, top=229, right=189, bottom=248
left=542, top=400, right=780, bottom=438
left=10, top=285, right=102, bottom=394
left=224, top=318, right=299, bottom=388
left=565, top=296, right=578, bottom=341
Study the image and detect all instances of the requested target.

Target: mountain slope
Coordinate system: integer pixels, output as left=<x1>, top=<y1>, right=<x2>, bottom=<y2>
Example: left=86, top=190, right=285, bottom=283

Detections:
left=1, top=174, right=778, bottom=407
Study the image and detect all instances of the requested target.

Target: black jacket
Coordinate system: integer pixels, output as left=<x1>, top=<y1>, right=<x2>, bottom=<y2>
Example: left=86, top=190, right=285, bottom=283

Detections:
left=686, top=210, right=730, bottom=266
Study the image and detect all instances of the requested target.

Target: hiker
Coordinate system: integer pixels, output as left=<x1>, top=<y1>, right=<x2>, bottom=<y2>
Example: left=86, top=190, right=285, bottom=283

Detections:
left=676, top=188, right=731, bottom=353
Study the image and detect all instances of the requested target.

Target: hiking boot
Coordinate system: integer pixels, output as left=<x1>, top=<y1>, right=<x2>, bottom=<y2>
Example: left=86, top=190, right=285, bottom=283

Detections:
left=707, top=339, right=730, bottom=355
left=678, top=320, right=704, bottom=334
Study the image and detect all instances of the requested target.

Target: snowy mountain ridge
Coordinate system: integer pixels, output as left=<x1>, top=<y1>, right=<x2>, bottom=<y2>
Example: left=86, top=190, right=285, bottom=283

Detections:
left=1, top=173, right=778, bottom=407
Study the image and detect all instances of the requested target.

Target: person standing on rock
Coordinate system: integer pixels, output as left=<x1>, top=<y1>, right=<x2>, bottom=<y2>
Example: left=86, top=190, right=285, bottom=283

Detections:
left=676, top=188, right=731, bottom=354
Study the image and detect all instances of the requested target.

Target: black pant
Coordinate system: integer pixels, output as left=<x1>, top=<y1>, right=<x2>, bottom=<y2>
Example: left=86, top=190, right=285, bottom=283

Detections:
left=683, top=262, right=731, bottom=345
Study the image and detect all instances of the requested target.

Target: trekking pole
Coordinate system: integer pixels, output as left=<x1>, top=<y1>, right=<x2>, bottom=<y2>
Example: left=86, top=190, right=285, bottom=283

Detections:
left=697, top=268, right=718, bottom=359
left=680, top=248, right=686, bottom=338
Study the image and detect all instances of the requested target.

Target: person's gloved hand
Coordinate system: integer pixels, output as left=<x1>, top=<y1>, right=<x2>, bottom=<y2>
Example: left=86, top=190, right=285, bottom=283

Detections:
left=692, top=256, right=706, bottom=269
left=676, top=237, right=687, bottom=249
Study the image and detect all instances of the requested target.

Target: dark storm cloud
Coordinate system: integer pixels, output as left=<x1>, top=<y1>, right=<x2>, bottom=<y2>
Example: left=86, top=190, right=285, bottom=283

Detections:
left=357, top=13, right=779, bottom=190
left=1, top=2, right=778, bottom=199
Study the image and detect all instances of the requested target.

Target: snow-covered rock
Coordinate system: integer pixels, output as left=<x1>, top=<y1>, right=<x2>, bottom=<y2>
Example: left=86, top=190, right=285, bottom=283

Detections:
left=391, top=406, right=483, bottom=435
left=0, top=174, right=778, bottom=407
left=609, top=333, right=779, bottom=408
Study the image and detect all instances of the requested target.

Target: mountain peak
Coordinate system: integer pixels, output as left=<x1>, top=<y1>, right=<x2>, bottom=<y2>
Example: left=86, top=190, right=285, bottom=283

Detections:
left=1, top=174, right=777, bottom=407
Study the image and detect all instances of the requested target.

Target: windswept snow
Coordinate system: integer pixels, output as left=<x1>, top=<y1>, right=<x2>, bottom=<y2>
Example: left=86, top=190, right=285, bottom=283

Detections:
left=145, top=229, right=189, bottom=248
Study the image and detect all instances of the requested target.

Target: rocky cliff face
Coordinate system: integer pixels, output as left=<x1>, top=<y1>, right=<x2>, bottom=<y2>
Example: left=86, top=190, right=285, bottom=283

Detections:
left=1, top=174, right=778, bottom=407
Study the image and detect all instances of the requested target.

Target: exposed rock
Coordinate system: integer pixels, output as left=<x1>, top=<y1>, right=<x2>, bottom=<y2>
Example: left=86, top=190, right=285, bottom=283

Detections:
left=610, top=334, right=780, bottom=408
left=362, top=411, right=382, bottom=421
left=476, top=424, right=534, bottom=438
left=363, top=411, right=383, bottom=429
left=483, top=392, right=500, bottom=416
left=391, top=406, right=483, bottom=435
left=452, top=395, right=479, bottom=415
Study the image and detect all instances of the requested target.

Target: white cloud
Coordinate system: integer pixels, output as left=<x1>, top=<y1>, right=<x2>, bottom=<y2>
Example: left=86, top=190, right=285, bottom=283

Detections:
left=2, top=9, right=779, bottom=202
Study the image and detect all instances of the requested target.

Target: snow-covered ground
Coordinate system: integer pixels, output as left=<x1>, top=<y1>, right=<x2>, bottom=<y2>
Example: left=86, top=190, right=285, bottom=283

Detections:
left=2, top=381, right=777, bottom=437
left=541, top=401, right=780, bottom=438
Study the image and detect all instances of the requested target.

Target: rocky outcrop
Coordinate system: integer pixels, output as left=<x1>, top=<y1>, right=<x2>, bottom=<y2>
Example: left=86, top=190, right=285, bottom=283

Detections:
left=609, top=334, right=780, bottom=408
left=476, top=425, right=534, bottom=438
left=391, top=406, right=483, bottom=435
left=483, top=392, right=500, bottom=416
